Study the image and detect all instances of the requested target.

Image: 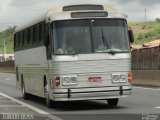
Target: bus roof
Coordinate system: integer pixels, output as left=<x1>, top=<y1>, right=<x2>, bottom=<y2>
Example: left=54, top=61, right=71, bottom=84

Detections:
left=15, top=4, right=126, bottom=32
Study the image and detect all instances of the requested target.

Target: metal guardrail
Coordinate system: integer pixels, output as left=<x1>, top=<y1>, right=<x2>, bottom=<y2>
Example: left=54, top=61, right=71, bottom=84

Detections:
left=132, top=46, right=160, bottom=70
left=0, top=60, right=14, bottom=67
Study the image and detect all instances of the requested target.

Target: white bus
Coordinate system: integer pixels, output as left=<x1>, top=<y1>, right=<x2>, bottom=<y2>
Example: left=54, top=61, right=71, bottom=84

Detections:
left=14, top=4, right=134, bottom=108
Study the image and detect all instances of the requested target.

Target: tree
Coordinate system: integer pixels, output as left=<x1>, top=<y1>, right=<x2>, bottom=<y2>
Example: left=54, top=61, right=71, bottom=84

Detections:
left=155, top=18, right=160, bottom=22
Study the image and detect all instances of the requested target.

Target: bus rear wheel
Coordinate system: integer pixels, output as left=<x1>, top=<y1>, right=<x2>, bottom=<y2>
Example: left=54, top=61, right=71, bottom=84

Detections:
left=107, top=98, right=119, bottom=106
left=44, top=84, right=52, bottom=108
left=21, top=81, right=30, bottom=100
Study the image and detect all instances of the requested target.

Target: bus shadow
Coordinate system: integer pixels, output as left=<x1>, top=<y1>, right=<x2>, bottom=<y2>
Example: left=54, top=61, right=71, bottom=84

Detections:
left=24, top=96, right=127, bottom=111
left=52, top=101, right=126, bottom=111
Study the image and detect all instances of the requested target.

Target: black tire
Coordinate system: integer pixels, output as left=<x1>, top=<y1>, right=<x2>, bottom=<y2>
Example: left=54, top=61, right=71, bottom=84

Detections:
left=21, top=81, right=30, bottom=100
left=44, top=84, right=53, bottom=108
left=107, top=98, right=119, bottom=106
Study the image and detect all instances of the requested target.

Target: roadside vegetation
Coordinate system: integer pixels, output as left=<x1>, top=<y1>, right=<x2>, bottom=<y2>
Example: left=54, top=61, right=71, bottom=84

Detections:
left=129, top=19, right=160, bottom=45
left=0, top=27, right=15, bottom=54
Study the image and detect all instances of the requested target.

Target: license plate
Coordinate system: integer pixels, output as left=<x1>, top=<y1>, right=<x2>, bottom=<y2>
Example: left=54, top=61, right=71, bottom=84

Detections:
left=88, top=77, right=102, bottom=83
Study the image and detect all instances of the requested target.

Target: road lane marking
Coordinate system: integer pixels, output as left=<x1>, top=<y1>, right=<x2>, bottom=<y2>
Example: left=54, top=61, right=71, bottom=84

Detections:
left=0, top=92, right=62, bottom=120
left=0, top=73, right=15, bottom=75
left=155, top=107, right=160, bottom=109
left=0, top=105, right=24, bottom=107
left=0, top=96, right=5, bottom=98
left=0, top=92, right=49, bottom=114
left=5, top=79, right=10, bottom=81
left=0, top=100, right=16, bottom=102
left=133, top=87, right=160, bottom=91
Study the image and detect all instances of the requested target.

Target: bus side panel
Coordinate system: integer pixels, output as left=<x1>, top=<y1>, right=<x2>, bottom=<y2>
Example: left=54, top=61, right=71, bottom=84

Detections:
left=15, top=46, right=48, bottom=97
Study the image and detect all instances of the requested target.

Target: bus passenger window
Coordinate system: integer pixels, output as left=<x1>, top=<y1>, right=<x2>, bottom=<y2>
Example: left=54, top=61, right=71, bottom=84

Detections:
left=18, top=33, right=20, bottom=47
left=33, top=26, right=36, bottom=44
left=36, top=25, right=39, bottom=43
left=30, top=27, right=33, bottom=44
left=27, top=29, right=30, bottom=44
left=24, top=30, right=27, bottom=46
left=22, top=31, right=25, bottom=46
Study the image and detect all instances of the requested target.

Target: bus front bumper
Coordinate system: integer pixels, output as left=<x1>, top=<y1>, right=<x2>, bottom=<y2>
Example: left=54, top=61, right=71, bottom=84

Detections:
left=52, top=85, right=132, bottom=101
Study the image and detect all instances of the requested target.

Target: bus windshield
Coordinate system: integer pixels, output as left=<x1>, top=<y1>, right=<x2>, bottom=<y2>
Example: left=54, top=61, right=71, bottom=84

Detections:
left=53, top=19, right=130, bottom=55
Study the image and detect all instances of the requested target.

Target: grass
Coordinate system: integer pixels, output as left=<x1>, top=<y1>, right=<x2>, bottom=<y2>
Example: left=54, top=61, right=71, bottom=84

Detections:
left=129, top=21, right=160, bottom=45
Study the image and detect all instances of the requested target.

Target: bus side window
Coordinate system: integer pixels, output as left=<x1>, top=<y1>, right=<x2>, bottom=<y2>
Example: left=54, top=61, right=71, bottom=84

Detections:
left=19, top=32, right=21, bottom=47
left=30, top=27, right=33, bottom=45
left=36, top=24, right=39, bottom=44
left=27, top=28, right=30, bottom=45
left=24, top=30, right=27, bottom=46
left=16, top=33, right=19, bottom=49
left=41, top=21, right=45, bottom=42
left=18, top=33, right=20, bottom=48
left=33, top=26, right=36, bottom=44
left=14, top=34, right=17, bottom=50
left=22, top=31, right=25, bottom=46
left=39, top=24, right=42, bottom=42
left=20, top=31, right=24, bottom=47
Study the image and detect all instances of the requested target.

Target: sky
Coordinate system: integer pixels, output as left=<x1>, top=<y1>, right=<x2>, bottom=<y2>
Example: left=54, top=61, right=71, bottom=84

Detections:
left=0, top=0, right=160, bottom=31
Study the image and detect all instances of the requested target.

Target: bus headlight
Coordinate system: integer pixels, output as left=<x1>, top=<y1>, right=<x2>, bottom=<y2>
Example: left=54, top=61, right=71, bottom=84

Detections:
left=112, top=75, right=120, bottom=83
left=119, top=75, right=126, bottom=83
left=62, top=76, right=77, bottom=86
left=70, top=77, right=77, bottom=85
left=112, top=74, right=126, bottom=83
left=63, top=77, right=70, bottom=86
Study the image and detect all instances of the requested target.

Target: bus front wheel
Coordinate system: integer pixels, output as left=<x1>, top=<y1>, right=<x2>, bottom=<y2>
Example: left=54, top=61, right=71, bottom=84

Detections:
left=44, top=84, right=52, bottom=108
left=21, top=81, right=30, bottom=100
left=107, top=98, right=119, bottom=106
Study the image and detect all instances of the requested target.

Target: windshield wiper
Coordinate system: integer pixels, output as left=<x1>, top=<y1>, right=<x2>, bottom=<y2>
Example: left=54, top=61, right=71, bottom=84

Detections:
left=101, top=28, right=115, bottom=55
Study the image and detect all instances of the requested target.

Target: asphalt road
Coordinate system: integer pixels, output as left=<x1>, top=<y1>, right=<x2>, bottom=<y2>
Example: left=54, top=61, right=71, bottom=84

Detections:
left=0, top=73, right=160, bottom=120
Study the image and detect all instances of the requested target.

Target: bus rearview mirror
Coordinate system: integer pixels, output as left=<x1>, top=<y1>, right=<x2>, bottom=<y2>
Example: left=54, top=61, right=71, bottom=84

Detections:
left=128, top=30, right=134, bottom=43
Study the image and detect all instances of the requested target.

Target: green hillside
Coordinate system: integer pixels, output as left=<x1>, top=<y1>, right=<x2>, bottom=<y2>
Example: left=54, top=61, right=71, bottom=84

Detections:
left=0, top=27, right=15, bottom=54
left=129, top=21, right=160, bottom=45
